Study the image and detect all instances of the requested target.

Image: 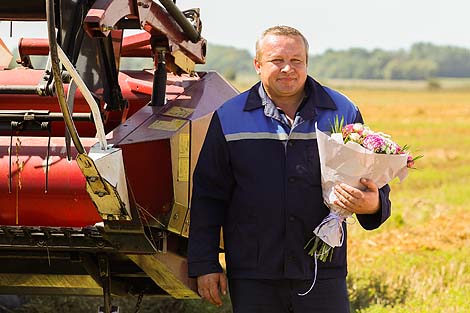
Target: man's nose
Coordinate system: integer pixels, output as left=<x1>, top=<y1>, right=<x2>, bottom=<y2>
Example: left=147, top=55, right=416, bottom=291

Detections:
left=281, top=63, right=293, bottom=72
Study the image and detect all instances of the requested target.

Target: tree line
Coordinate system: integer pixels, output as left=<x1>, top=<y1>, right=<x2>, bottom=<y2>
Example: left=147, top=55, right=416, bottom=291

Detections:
left=7, top=41, right=470, bottom=81
left=198, top=42, right=470, bottom=80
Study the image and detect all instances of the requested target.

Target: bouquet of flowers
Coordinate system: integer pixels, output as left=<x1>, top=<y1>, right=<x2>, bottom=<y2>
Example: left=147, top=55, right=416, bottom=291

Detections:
left=305, top=118, right=421, bottom=262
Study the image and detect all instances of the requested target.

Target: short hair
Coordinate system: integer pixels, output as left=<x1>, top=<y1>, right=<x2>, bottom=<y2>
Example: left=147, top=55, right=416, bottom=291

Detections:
left=255, top=25, right=309, bottom=61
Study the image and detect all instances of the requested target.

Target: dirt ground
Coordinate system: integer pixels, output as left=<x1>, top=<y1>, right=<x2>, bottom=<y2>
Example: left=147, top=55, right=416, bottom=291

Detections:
left=349, top=209, right=470, bottom=258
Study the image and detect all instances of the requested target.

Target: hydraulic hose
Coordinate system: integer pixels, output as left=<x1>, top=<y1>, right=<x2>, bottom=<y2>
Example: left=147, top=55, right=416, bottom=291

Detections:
left=46, top=0, right=84, bottom=154
left=158, top=0, right=200, bottom=43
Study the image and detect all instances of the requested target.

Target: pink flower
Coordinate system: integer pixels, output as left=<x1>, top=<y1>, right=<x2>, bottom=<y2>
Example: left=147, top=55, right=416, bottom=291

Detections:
left=336, top=121, right=421, bottom=169
left=362, top=134, right=386, bottom=152
left=342, top=124, right=355, bottom=138
left=407, top=154, right=415, bottom=168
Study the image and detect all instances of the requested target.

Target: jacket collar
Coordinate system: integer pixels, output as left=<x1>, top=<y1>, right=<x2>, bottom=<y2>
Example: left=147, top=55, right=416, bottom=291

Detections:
left=243, top=76, right=337, bottom=120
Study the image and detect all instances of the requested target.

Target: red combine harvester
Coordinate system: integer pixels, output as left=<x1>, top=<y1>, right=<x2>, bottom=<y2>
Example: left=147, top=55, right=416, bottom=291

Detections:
left=0, top=0, right=237, bottom=311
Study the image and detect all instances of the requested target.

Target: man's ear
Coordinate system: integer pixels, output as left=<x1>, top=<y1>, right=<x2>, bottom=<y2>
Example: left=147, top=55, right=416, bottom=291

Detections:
left=253, top=58, right=261, bottom=75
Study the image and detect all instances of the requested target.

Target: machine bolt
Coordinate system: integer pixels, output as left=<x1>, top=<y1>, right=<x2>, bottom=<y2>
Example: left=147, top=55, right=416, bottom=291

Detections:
left=137, top=1, right=150, bottom=8
left=101, top=24, right=114, bottom=32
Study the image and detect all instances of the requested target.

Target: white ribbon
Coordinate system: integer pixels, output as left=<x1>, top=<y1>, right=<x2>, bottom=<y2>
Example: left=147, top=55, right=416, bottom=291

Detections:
left=298, top=252, right=319, bottom=296
left=298, top=213, right=345, bottom=297
left=313, top=211, right=346, bottom=248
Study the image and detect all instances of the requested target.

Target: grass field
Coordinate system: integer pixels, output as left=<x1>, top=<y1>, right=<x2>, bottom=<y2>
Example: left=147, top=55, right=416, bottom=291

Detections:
left=336, top=86, right=470, bottom=312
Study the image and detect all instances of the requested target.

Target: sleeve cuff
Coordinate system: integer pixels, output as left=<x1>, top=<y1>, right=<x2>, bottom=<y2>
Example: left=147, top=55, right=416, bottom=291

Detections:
left=188, top=261, right=223, bottom=278
left=356, top=184, right=391, bottom=230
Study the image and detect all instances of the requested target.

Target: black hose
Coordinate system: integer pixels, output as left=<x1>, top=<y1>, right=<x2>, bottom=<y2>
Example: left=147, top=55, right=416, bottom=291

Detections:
left=46, top=0, right=84, bottom=154
left=0, top=85, right=39, bottom=94
left=158, top=0, right=200, bottom=43
left=150, top=51, right=167, bottom=106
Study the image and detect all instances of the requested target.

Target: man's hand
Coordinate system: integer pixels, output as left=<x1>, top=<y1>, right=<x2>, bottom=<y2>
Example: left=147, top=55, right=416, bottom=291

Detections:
left=333, top=178, right=380, bottom=214
left=197, top=272, right=228, bottom=307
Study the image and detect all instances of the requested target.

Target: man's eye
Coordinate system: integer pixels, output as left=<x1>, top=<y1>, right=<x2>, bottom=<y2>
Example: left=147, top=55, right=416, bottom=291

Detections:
left=292, top=59, right=302, bottom=64
left=271, top=59, right=283, bottom=64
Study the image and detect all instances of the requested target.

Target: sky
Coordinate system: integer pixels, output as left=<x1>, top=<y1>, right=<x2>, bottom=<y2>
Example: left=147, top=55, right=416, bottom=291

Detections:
left=1, top=0, right=470, bottom=56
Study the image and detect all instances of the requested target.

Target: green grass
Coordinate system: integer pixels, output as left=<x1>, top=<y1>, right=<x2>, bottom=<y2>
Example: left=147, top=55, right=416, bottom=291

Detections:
left=349, top=249, right=470, bottom=313
left=343, top=84, right=470, bottom=312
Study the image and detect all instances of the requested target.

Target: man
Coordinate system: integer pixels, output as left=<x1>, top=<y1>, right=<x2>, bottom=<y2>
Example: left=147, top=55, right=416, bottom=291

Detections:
left=188, top=25, right=391, bottom=313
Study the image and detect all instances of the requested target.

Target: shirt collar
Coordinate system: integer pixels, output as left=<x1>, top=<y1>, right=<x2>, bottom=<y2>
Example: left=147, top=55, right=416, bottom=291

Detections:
left=257, top=83, right=282, bottom=120
left=243, top=76, right=337, bottom=120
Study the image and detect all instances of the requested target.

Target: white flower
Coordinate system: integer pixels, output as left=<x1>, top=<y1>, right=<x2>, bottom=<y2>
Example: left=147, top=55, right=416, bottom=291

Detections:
left=349, top=132, right=362, bottom=142
left=352, top=123, right=363, bottom=132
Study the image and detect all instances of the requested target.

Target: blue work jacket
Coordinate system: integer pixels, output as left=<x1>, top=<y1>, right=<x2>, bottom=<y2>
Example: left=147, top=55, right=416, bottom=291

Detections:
left=188, top=76, right=391, bottom=280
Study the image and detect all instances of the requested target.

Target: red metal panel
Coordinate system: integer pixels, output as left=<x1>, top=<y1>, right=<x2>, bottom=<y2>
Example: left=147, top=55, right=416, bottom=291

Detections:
left=0, top=137, right=101, bottom=226
left=0, top=137, right=175, bottom=227
left=120, top=140, right=173, bottom=220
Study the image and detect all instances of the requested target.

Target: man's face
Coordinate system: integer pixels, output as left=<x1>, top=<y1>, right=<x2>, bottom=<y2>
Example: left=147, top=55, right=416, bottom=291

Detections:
left=254, top=34, right=308, bottom=101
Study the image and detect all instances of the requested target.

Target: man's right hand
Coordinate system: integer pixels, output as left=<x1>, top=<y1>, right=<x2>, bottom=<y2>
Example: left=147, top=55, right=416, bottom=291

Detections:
left=197, top=272, right=228, bottom=307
